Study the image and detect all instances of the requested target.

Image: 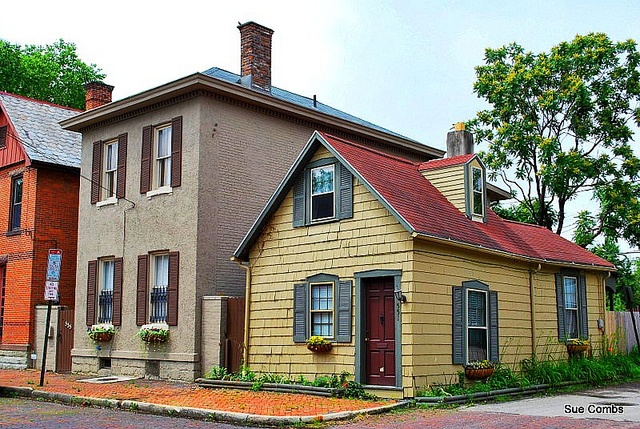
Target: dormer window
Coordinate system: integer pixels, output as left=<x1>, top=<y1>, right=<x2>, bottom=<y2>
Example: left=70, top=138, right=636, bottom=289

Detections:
left=471, top=166, right=484, bottom=218
left=292, top=157, right=353, bottom=227
left=311, top=165, right=335, bottom=221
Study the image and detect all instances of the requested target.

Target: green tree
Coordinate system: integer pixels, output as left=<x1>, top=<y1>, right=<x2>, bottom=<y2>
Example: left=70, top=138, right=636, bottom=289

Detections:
left=0, top=39, right=105, bottom=110
left=491, top=198, right=557, bottom=225
left=468, top=33, right=640, bottom=246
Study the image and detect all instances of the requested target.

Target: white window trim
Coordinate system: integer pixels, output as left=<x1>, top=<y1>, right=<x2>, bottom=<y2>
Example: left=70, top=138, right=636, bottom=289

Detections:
left=96, top=196, right=118, bottom=208
left=465, top=288, right=488, bottom=364
left=146, top=186, right=173, bottom=199
left=102, top=139, right=118, bottom=201
left=153, top=124, right=172, bottom=191
left=309, top=281, right=335, bottom=339
left=310, top=164, right=336, bottom=222
left=470, top=166, right=485, bottom=221
left=149, top=253, right=169, bottom=324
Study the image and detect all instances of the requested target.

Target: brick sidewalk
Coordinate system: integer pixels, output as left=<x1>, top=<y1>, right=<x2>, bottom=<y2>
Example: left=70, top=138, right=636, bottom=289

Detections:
left=0, top=369, right=392, bottom=417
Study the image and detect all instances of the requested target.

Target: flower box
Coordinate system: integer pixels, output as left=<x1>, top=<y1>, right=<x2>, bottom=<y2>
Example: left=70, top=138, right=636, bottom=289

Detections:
left=464, top=367, right=494, bottom=380
left=307, top=343, right=332, bottom=353
left=138, top=323, right=169, bottom=344
left=87, top=323, right=115, bottom=342
left=567, top=344, right=589, bottom=357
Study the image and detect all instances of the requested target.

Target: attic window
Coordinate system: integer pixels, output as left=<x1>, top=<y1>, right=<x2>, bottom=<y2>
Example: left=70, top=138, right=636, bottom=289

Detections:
left=0, top=126, right=7, bottom=149
left=311, top=165, right=335, bottom=221
left=471, top=167, right=484, bottom=217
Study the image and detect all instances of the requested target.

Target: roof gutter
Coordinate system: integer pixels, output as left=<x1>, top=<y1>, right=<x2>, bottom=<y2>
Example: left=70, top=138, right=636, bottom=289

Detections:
left=411, top=231, right=615, bottom=272
left=60, top=73, right=444, bottom=159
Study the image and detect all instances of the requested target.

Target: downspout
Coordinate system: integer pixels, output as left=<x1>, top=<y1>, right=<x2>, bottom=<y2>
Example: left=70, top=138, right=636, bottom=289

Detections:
left=529, top=264, right=541, bottom=355
left=232, top=257, right=251, bottom=367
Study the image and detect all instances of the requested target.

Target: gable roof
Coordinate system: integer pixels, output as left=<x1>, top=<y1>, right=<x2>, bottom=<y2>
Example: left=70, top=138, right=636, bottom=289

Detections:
left=418, top=153, right=475, bottom=171
left=235, top=131, right=613, bottom=270
left=0, top=92, right=82, bottom=169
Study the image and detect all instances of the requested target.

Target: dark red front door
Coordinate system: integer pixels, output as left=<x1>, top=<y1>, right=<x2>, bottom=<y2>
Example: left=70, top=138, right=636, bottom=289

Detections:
left=365, top=277, right=395, bottom=386
left=56, top=308, right=74, bottom=373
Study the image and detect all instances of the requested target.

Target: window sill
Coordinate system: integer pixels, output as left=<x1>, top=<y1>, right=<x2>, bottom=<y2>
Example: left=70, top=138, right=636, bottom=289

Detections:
left=471, top=214, right=485, bottom=223
left=4, top=229, right=21, bottom=237
left=96, top=197, right=118, bottom=208
left=146, top=186, right=173, bottom=199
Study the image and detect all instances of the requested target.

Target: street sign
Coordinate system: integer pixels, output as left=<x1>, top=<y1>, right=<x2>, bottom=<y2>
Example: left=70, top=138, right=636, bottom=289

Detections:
left=44, top=281, right=59, bottom=301
left=46, top=249, right=62, bottom=282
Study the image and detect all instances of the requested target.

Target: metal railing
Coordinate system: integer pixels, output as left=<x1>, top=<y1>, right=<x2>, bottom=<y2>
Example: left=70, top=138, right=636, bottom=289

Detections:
left=150, top=286, right=168, bottom=323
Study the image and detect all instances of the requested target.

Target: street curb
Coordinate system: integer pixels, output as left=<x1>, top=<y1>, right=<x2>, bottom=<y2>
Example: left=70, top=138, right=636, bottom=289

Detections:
left=0, top=385, right=410, bottom=425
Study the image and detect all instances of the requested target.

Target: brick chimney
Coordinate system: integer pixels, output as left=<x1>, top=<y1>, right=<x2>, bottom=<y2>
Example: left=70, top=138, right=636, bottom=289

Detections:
left=83, top=81, right=114, bottom=110
left=238, top=21, right=274, bottom=93
left=446, top=122, right=474, bottom=157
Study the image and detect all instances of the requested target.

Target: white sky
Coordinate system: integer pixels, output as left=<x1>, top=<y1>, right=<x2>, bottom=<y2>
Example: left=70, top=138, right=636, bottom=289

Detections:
left=2, top=0, right=640, bottom=247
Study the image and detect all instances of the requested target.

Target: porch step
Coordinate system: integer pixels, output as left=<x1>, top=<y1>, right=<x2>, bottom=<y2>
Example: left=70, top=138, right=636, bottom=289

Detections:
left=364, top=385, right=404, bottom=399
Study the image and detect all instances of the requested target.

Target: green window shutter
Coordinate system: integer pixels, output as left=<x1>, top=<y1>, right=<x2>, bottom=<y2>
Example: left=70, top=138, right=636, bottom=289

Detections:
left=452, top=286, right=464, bottom=364
left=338, top=164, right=353, bottom=219
left=489, top=290, right=499, bottom=362
left=91, top=141, right=103, bottom=204
left=293, top=283, right=307, bottom=342
left=86, top=260, right=97, bottom=326
left=292, top=175, right=305, bottom=227
left=578, top=275, right=589, bottom=338
left=555, top=273, right=566, bottom=341
left=336, top=280, right=352, bottom=343
left=112, top=258, right=123, bottom=326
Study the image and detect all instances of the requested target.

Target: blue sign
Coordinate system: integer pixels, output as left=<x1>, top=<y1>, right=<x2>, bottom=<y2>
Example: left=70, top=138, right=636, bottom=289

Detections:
left=46, top=249, right=62, bottom=282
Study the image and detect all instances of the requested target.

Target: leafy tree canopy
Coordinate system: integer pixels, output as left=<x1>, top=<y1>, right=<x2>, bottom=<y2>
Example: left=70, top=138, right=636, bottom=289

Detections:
left=0, top=39, right=105, bottom=110
left=468, top=33, right=640, bottom=247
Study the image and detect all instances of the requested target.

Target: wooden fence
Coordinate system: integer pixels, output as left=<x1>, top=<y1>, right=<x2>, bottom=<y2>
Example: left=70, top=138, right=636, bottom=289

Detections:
left=605, top=311, right=640, bottom=353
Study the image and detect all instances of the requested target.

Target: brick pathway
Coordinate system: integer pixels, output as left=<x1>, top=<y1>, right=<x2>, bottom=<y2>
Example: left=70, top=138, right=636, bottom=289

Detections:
left=0, top=369, right=392, bottom=417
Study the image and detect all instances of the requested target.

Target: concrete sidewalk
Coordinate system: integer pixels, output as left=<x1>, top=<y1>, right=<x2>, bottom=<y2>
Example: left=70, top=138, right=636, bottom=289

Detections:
left=0, top=369, right=403, bottom=425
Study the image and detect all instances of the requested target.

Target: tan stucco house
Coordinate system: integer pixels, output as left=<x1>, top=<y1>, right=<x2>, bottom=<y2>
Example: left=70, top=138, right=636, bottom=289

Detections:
left=233, top=129, right=615, bottom=398
left=59, top=22, right=449, bottom=381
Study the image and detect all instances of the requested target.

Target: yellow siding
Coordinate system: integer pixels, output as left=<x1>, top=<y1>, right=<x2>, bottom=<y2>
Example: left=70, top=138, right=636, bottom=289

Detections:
left=246, top=149, right=607, bottom=397
left=247, top=155, right=413, bottom=378
left=421, top=164, right=466, bottom=213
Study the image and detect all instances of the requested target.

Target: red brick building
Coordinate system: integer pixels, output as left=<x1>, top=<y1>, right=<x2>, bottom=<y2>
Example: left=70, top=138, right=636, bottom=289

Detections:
left=0, top=92, right=81, bottom=370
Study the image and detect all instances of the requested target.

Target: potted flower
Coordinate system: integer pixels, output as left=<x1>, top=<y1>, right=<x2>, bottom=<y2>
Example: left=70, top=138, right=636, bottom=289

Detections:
left=306, top=335, right=332, bottom=353
left=87, top=323, right=115, bottom=342
left=138, top=323, right=170, bottom=344
left=464, top=360, right=495, bottom=380
left=566, top=338, right=590, bottom=357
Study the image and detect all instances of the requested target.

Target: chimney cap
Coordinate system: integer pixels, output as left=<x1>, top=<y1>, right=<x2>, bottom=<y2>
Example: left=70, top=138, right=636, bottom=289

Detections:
left=237, top=21, right=274, bottom=34
left=454, top=122, right=466, bottom=131
left=83, top=81, right=115, bottom=92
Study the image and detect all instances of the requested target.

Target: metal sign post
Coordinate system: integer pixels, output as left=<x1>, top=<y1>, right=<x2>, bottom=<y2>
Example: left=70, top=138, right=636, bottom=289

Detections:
left=40, top=249, right=62, bottom=387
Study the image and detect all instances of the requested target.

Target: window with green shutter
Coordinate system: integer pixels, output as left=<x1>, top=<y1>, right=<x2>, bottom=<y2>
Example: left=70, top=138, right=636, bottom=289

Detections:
left=452, top=280, right=499, bottom=365
left=555, top=271, right=588, bottom=341
left=292, top=158, right=353, bottom=227
left=293, top=274, right=352, bottom=343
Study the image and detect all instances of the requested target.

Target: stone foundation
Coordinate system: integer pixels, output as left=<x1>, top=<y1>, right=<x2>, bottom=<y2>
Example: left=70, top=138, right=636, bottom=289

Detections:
left=0, top=349, right=29, bottom=370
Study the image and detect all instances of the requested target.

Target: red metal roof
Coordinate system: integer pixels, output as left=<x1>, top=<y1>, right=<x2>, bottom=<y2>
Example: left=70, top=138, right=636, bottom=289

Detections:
left=319, top=132, right=613, bottom=269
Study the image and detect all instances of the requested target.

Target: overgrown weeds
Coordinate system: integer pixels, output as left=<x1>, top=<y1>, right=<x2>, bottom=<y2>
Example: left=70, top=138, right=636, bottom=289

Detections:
left=419, top=348, right=640, bottom=397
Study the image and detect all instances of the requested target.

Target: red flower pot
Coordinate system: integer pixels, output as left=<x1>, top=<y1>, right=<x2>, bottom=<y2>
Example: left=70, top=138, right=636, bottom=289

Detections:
left=307, top=343, right=332, bottom=353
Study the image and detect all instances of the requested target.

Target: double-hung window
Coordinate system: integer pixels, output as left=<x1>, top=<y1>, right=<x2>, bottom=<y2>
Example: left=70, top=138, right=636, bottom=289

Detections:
left=98, top=260, right=115, bottom=323
left=310, top=282, right=334, bottom=337
left=471, top=167, right=484, bottom=217
left=103, top=140, right=118, bottom=200
left=310, top=165, right=335, bottom=221
left=155, top=126, right=172, bottom=189
left=293, top=274, right=352, bottom=343
left=140, top=117, right=182, bottom=195
left=292, top=158, right=353, bottom=227
left=9, top=176, right=22, bottom=231
left=150, top=254, right=169, bottom=323
left=91, top=134, right=127, bottom=205
left=555, top=271, right=588, bottom=341
left=136, top=252, right=179, bottom=326
left=452, top=280, right=499, bottom=364
left=86, top=258, right=122, bottom=327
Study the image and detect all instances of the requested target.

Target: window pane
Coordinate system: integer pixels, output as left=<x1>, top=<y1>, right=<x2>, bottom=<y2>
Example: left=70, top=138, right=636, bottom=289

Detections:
left=312, top=312, right=333, bottom=337
left=106, top=143, right=118, bottom=171
left=311, top=284, right=333, bottom=310
left=468, top=290, right=486, bottom=327
left=565, top=309, right=578, bottom=339
left=155, top=255, right=169, bottom=287
left=564, top=277, right=578, bottom=309
left=11, top=177, right=22, bottom=230
left=472, top=167, right=483, bottom=215
left=102, top=261, right=114, bottom=291
left=157, top=127, right=172, bottom=158
left=312, top=193, right=334, bottom=220
left=468, top=328, right=487, bottom=361
left=311, top=166, right=334, bottom=195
